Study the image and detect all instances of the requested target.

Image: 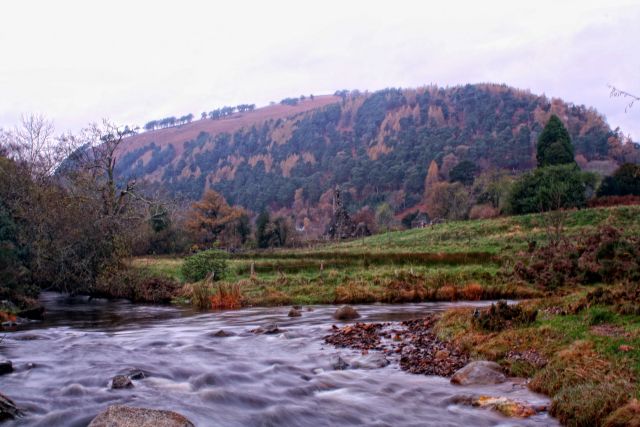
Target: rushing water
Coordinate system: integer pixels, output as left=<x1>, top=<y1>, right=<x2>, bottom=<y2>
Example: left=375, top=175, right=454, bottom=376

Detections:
left=0, top=293, right=558, bottom=427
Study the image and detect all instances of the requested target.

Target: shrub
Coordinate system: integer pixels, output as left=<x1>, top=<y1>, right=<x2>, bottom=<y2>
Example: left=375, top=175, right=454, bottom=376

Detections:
left=436, top=285, right=457, bottom=301
left=191, top=282, right=212, bottom=310
left=468, top=204, right=500, bottom=220
left=511, top=226, right=640, bottom=288
left=508, top=164, right=594, bottom=215
left=604, top=399, right=640, bottom=427
left=597, top=163, right=640, bottom=197
left=460, top=283, right=483, bottom=300
left=181, top=249, right=229, bottom=282
left=94, top=267, right=180, bottom=303
left=210, top=282, right=243, bottom=309
left=588, top=195, right=640, bottom=208
left=473, top=301, right=537, bottom=331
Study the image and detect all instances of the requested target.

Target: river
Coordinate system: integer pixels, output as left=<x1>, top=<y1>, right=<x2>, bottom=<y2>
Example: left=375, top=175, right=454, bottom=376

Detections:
left=0, top=293, right=557, bottom=426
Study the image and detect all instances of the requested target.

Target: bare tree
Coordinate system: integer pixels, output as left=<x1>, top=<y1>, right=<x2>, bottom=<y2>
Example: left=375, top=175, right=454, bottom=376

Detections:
left=0, top=114, right=60, bottom=181
left=609, top=85, right=640, bottom=112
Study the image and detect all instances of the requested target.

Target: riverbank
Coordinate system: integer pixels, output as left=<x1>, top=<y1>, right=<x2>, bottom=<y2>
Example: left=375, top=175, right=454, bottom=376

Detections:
left=322, top=288, right=640, bottom=426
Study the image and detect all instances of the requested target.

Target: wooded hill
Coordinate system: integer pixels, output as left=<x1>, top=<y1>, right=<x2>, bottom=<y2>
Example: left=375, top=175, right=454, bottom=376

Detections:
left=116, top=84, right=639, bottom=216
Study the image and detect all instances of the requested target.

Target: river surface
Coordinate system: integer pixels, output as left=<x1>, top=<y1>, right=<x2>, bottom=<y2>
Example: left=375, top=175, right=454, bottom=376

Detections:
left=0, top=293, right=558, bottom=426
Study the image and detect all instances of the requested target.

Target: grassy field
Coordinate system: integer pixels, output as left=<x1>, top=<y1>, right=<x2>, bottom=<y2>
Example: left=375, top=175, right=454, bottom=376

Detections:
left=131, top=205, right=640, bottom=306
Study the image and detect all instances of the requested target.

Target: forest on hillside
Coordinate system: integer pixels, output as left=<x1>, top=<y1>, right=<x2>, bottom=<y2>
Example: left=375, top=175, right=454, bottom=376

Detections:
left=114, top=84, right=639, bottom=234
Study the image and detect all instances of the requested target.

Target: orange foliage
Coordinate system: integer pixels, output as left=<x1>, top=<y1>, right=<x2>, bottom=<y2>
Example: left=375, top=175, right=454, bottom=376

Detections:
left=461, top=283, right=483, bottom=300
left=436, top=285, right=457, bottom=301
left=280, top=154, right=300, bottom=177
left=424, top=160, right=440, bottom=200
left=210, top=283, right=243, bottom=309
left=185, top=190, right=246, bottom=246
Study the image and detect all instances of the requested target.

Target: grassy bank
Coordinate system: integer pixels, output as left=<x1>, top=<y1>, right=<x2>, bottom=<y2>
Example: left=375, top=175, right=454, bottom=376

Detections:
left=435, top=287, right=640, bottom=426
left=131, top=205, right=640, bottom=306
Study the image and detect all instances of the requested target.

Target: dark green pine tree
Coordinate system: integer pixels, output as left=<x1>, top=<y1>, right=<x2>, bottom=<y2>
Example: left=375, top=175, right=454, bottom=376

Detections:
left=536, top=115, right=575, bottom=167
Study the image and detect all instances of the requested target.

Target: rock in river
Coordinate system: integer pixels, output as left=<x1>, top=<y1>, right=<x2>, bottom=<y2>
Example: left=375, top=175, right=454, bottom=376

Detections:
left=88, top=405, right=194, bottom=427
left=288, top=308, right=302, bottom=317
left=348, top=353, right=390, bottom=369
left=251, top=323, right=283, bottom=334
left=0, top=392, right=22, bottom=421
left=0, top=360, right=13, bottom=375
left=111, top=375, right=133, bottom=389
left=333, top=305, right=360, bottom=321
left=450, top=361, right=506, bottom=385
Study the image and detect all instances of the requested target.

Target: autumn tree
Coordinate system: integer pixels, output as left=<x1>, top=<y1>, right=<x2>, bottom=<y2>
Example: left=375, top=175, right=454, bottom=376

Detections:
left=423, top=160, right=440, bottom=201
left=185, top=190, right=246, bottom=248
left=426, top=182, right=471, bottom=220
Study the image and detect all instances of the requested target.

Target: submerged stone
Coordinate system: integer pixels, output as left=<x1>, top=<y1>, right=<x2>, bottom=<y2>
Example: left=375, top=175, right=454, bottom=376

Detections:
left=0, top=360, right=13, bottom=375
left=111, top=375, right=133, bottom=389
left=333, top=305, right=360, bottom=321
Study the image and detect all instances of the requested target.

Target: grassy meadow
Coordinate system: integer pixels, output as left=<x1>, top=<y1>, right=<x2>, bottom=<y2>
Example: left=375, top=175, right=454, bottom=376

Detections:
left=131, top=205, right=640, bottom=307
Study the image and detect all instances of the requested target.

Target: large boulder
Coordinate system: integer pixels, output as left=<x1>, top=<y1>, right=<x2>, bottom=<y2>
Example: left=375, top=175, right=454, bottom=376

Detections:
left=88, top=405, right=194, bottom=427
left=0, top=392, right=21, bottom=421
left=451, top=361, right=506, bottom=385
left=333, top=305, right=360, bottom=321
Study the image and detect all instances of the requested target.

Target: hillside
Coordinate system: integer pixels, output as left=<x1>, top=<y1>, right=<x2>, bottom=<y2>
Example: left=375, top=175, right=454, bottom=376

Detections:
left=116, top=84, right=639, bottom=218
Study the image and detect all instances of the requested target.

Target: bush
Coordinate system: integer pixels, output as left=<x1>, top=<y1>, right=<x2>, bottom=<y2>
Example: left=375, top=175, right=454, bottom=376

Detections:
left=597, top=163, right=640, bottom=197
left=588, top=195, right=640, bottom=208
left=210, top=282, right=243, bottom=309
left=94, top=267, right=180, bottom=303
left=181, top=249, right=229, bottom=282
left=473, top=301, right=537, bottom=331
left=468, top=204, right=500, bottom=220
left=508, top=164, right=594, bottom=215
left=511, top=226, right=640, bottom=288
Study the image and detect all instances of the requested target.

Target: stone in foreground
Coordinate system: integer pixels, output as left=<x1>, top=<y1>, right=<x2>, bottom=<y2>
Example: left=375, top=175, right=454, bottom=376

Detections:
left=450, top=361, right=506, bottom=385
left=333, top=305, right=360, bottom=320
left=88, top=405, right=194, bottom=427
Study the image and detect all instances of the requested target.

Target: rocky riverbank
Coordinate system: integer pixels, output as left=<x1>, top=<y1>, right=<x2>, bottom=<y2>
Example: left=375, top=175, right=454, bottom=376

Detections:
left=324, top=313, right=550, bottom=419
left=325, top=314, right=469, bottom=376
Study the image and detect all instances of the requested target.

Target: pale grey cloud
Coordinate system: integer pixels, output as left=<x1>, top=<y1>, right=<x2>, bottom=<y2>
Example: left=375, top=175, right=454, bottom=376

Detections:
left=0, top=0, right=638, bottom=139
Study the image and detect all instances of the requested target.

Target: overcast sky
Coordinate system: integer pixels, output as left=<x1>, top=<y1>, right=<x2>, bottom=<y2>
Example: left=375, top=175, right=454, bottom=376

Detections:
left=1, top=0, right=639, bottom=139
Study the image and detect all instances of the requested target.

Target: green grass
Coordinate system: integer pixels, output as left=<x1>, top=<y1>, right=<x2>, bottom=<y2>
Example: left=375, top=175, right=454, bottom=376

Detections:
left=130, top=205, right=640, bottom=307
left=434, top=289, right=640, bottom=426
